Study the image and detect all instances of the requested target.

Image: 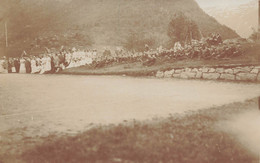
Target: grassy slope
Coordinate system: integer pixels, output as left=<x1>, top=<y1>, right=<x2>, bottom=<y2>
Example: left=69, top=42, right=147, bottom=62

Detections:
left=20, top=99, right=258, bottom=163
left=60, top=43, right=260, bottom=77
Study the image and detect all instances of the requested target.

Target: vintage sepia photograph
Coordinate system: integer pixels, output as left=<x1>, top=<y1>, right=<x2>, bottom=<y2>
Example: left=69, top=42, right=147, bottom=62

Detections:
left=0, top=0, right=260, bottom=162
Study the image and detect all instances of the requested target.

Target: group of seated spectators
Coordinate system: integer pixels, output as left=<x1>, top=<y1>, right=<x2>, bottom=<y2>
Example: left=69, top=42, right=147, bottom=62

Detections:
left=0, top=34, right=243, bottom=74
left=93, top=33, right=243, bottom=67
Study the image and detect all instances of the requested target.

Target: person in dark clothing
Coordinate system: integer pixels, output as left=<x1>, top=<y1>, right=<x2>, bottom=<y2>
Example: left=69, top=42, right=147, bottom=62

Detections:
left=7, top=60, right=12, bottom=73
left=14, top=58, right=20, bottom=73
left=59, top=53, right=65, bottom=65
left=50, top=56, right=55, bottom=73
left=25, top=58, right=31, bottom=73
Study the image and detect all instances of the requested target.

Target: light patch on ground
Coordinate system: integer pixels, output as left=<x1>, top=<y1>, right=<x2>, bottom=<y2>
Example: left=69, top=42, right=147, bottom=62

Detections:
left=218, top=108, right=260, bottom=156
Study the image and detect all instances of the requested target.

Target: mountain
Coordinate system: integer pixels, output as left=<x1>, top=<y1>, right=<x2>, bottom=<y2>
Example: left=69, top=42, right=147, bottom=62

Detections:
left=0, top=0, right=239, bottom=57
left=204, top=0, right=258, bottom=38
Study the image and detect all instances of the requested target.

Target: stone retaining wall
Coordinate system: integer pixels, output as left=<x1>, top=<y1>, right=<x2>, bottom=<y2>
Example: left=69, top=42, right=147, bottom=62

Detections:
left=156, top=65, right=260, bottom=82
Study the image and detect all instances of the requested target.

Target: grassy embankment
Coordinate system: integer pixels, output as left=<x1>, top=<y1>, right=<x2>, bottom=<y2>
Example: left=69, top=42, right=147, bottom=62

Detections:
left=60, top=43, right=260, bottom=77
left=20, top=98, right=259, bottom=163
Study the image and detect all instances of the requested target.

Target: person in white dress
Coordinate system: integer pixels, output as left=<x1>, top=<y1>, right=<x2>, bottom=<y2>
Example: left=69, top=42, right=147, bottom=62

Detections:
left=30, top=57, right=38, bottom=74
left=39, top=56, right=46, bottom=74
left=36, top=57, right=41, bottom=73
left=64, top=52, right=72, bottom=68
left=68, top=55, right=76, bottom=68
left=53, top=54, right=60, bottom=72
left=19, top=57, right=26, bottom=74
left=8, top=58, right=15, bottom=73
left=6, top=58, right=11, bottom=73
left=45, top=55, right=52, bottom=72
left=85, top=52, right=93, bottom=65
left=0, top=57, right=8, bottom=73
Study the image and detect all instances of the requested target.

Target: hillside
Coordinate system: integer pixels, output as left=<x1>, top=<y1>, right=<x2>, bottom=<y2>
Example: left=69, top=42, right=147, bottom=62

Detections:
left=204, top=0, right=258, bottom=38
left=0, top=0, right=239, bottom=57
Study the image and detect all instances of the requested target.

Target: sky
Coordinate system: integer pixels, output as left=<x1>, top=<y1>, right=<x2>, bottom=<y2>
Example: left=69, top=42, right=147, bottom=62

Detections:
left=195, top=0, right=254, bottom=8
left=56, top=0, right=255, bottom=8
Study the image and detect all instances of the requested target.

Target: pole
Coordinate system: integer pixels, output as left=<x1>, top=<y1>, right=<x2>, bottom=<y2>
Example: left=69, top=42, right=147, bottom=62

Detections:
left=258, top=0, right=260, bottom=40
left=4, top=21, right=9, bottom=73
left=258, top=96, right=260, bottom=111
left=5, top=21, right=8, bottom=48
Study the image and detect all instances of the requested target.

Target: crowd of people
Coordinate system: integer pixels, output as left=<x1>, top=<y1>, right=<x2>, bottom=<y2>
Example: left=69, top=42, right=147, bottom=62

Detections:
left=0, top=34, right=243, bottom=74
left=0, top=49, right=96, bottom=74
left=90, top=34, right=243, bottom=67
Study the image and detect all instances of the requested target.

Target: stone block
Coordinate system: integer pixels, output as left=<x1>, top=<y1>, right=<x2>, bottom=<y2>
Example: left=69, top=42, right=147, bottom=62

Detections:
left=175, top=69, right=183, bottom=73
left=224, top=69, right=234, bottom=74
left=180, top=72, right=196, bottom=79
left=208, top=68, right=216, bottom=73
left=196, top=72, right=203, bottom=79
left=202, top=73, right=221, bottom=80
left=164, top=69, right=175, bottom=78
left=202, top=68, right=209, bottom=73
left=236, top=73, right=257, bottom=81
left=220, top=74, right=235, bottom=81
left=156, top=71, right=164, bottom=78
left=192, top=68, right=199, bottom=72
left=172, top=73, right=181, bottom=78
left=216, top=68, right=224, bottom=73
left=233, top=67, right=252, bottom=74
left=185, top=68, right=192, bottom=72
left=250, top=68, right=259, bottom=74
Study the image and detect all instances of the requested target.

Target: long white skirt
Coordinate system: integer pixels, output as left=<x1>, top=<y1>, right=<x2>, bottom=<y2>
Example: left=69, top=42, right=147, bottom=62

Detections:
left=0, top=63, right=7, bottom=73
left=31, top=61, right=38, bottom=74
left=39, top=65, right=45, bottom=74
left=11, top=67, right=16, bottom=73
left=45, top=62, right=51, bottom=71
left=19, top=63, right=26, bottom=74
left=31, top=65, right=38, bottom=74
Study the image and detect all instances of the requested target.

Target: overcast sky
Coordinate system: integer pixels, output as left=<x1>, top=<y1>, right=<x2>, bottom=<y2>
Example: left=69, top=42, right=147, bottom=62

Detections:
left=195, top=0, right=255, bottom=8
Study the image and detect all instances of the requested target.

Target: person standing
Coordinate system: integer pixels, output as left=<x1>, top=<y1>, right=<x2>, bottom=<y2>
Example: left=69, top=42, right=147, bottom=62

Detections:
left=39, top=56, right=46, bottom=74
left=14, top=58, right=20, bottom=73
left=30, top=56, right=37, bottom=74
left=11, top=58, right=16, bottom=73
left=19, top=57, right=26, bottom=73
left=7, top=58, right=12, bottom=73
left=50, top=55, right=55, bottom=73
left=0, top=57, right=8, bottom=73
left=58, top=53, right=65, bottom=69
left=45, top=55, right=52, bottom=72
left=25, top=57, right=31, bottom=73
left=36, top=56, right=41, bottom=73
left=53, top=54, right=60, bottom=72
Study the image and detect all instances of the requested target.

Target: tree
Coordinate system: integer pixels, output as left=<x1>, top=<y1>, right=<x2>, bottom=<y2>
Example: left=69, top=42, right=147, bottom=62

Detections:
left=167, top=13, right=201, bottom=46
left=123, top=31, right=155, bottom=52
